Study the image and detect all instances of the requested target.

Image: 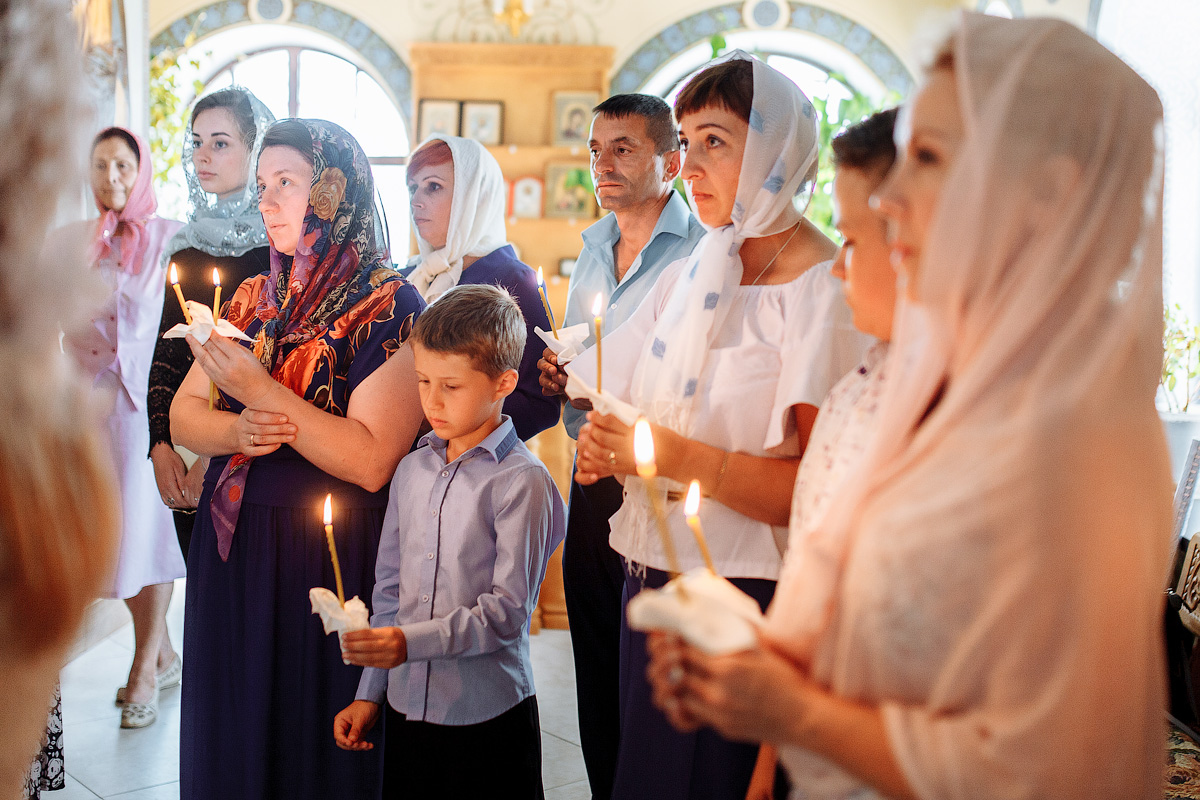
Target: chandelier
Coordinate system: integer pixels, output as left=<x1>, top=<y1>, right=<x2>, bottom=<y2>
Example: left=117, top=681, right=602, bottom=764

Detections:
left=491, top=0, right=534, bottom=38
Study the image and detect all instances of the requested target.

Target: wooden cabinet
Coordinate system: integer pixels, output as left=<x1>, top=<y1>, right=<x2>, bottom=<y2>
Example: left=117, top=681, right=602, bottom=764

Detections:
left=408, top=42, right=615, bottom=630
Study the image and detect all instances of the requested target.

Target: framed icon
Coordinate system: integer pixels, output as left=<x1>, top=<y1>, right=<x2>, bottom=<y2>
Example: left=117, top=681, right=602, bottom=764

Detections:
left=417, top=99, right=461, bottom=140
left=544, top=162, right=596, bottom=219
left=461, top=100, right=504, bottom=146
left=551, top=91, right=599, bottom=147
left=512, top=176, right=543, bottom=219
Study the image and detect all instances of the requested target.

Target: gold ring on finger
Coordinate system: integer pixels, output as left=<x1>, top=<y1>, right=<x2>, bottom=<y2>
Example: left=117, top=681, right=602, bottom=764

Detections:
left=250, top=433, right=256, bottom=446
left=607, top=450, right=618, bottom=467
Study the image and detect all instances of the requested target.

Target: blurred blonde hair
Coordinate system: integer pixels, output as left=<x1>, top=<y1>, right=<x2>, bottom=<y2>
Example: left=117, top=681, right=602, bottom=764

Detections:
left=0, top=0, right=120, bottom=793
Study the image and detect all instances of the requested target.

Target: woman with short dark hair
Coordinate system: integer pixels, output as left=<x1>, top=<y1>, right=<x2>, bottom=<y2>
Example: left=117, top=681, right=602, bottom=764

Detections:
left=568, top=51, right=872, bottom=799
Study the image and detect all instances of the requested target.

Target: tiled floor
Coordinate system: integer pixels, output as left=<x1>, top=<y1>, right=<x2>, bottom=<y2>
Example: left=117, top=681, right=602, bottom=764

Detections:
left=55, top=580, right=590, bottom=799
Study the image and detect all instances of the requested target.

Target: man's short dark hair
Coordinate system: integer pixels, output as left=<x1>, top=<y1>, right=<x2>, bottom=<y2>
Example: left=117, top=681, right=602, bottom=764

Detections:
left=593, top=93, right=679, bottom=155
left=831, top=107, right=900, bottom=176
left=411, top=284, right=526, bottom=377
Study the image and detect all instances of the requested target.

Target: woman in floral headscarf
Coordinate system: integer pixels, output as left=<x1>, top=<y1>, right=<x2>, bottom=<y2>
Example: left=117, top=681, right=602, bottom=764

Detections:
left=171, top=119, right=425, bottom=799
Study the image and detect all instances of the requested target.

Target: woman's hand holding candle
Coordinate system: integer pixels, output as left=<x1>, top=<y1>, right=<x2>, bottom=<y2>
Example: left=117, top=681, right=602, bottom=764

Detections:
left=575, top=413, right=688, bottom=486
left=185, top=331, right=278, bottom=409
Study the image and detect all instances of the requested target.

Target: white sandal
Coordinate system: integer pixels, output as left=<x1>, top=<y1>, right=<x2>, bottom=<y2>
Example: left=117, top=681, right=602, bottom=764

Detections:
left=119, top=686, right=159, bottom=729
left=115, top=655, right=182, bottom=705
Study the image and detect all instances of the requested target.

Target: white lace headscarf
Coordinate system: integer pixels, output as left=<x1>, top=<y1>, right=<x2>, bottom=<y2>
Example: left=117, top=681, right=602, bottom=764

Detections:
left=765, top=13, right=1172, bottom=797
left=161, top=87, right=275, bottom=265
left=406, top=134, right=508, bottom=302
left=629, top=50, right=818, bottom=440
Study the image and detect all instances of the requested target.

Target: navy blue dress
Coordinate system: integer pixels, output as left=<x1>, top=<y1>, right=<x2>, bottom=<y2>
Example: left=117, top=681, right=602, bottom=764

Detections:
left=404, top=245, right=559, bottom=440
left=180, top=276, right=424, bottom=800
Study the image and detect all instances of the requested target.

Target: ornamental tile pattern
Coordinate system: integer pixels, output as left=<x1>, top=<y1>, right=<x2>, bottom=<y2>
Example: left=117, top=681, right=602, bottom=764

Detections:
left=612, top=2, right=913, bottom=96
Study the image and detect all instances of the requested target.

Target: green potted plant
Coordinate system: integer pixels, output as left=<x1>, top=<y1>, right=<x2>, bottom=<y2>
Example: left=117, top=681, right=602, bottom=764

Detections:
left=1161, top=302, right=1200, bottom=479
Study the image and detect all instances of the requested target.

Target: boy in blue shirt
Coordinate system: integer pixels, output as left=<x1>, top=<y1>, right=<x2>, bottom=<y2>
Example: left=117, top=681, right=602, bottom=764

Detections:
left=334, top=284, right=567, bottom=798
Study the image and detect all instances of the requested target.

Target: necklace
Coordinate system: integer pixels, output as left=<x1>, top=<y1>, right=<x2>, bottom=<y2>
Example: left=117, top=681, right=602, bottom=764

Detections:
left=748, top=221, right=803, bottom=286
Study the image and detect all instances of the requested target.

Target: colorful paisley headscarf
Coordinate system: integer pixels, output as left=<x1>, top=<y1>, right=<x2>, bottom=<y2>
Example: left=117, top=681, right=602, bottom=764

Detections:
left=211, top=119, right=413, bottom=560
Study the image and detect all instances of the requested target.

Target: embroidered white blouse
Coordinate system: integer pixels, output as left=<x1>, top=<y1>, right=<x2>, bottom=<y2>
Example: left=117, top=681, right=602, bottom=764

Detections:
left=570, top=258, right=871, bottom=580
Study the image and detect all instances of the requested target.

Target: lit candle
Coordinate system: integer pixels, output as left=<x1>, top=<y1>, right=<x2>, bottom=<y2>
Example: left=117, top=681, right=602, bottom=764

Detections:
left=633, top=418, right=684, bottom=580
left=212, top=268, right=222, bottom=316
left=537, top=267, right=558, bottom=339
left=209, top=268, right=222, bottom=410
left=592, top=293, right=603, bottom=393
left=684, top=480, right=716, bottom=573
left=323, top=494, right=345, bottom=607
left=169, top=263, right=192, bottom=325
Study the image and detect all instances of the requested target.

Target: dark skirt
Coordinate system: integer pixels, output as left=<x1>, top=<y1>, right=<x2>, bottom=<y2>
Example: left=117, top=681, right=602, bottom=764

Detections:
left=180, top=448, right=387, bottom=800
left=612, top=565, right=778, bottom=800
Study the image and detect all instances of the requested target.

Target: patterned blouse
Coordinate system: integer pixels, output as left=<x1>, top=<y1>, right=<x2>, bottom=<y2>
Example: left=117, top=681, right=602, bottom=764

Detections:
left=787, top=341, right=890, bottom=546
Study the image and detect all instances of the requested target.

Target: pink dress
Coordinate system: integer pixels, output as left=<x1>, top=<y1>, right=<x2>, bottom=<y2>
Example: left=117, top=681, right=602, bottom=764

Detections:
left=66, top=217, right=186, bottom=598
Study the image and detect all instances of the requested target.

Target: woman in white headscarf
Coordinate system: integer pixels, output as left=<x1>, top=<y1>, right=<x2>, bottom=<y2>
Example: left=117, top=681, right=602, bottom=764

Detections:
left=567, top=52, right=871, bottom=799
left=402, top=134, right=558, bottom=440
left=645, top=13, right=1172, bottom=800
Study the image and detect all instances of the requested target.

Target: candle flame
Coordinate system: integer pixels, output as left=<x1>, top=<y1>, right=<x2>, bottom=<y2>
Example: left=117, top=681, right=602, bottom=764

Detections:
left=633, top=418, right=655, bottom=479
left=169, top=262, right=179, bottom=285
left=323, top=493, right=332, bottom=526
left=685, top=480, right=701, bottom=517
left=537, top=266, right=545, bottom=285
left=212, top=267, right=221, bottom=287
left=592, top=293, right=603, bottom=318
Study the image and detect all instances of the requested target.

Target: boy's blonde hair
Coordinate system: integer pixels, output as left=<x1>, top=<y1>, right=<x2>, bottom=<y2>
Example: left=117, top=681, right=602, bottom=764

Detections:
left=411, top=284, right=526, bottom=377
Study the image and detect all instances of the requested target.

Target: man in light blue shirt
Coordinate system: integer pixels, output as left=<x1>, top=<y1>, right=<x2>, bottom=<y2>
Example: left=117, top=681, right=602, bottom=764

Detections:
left=538, top=93, right=703, bottom=800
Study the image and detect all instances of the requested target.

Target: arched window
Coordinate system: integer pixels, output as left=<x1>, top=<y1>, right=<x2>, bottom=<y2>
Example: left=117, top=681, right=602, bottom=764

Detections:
left=162, top=24, right=412, bottom=257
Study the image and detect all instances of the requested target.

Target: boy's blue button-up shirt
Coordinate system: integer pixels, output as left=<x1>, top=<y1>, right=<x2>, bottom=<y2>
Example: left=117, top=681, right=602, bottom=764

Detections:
left=356, top=417, right=567, bottom=725
left=562, top=191, right=704, bottom=438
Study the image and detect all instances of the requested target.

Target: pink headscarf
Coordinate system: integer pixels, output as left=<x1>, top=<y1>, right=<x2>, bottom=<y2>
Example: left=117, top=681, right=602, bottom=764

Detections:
left=89, top=126, right=157, bottom=274
left=765, top=12, right=1173, bottom=798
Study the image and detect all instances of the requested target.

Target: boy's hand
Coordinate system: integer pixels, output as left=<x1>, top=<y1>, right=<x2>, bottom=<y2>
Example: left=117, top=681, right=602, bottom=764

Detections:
left=333, top=700, right=381, bottom=751
left=341, top=626, right=408, bottom=669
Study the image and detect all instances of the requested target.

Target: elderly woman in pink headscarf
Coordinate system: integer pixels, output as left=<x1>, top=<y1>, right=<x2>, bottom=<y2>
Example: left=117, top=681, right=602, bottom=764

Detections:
left=65, top=127, right=185, bottom=729
left=646, top=12, right=1172, bottom=799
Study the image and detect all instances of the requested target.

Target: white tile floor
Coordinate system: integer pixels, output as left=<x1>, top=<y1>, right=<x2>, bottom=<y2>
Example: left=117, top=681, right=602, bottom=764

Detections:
left=56, top=580, right=590, bottom=799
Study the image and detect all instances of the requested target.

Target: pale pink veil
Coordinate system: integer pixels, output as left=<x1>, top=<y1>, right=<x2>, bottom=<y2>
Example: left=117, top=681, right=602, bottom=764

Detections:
left=765, top=12, right=1173, bottom=796
left=88, top=126, right=157, bottom=274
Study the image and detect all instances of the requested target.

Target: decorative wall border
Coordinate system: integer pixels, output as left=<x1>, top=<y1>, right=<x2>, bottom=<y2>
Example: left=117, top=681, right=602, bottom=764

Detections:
left=611, top=2, right=914, bottom=96
left=150, top=0, right=413, bottom=127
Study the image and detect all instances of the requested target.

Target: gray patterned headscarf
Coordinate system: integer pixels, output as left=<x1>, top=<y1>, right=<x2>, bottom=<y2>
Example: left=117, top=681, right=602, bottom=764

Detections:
left=161, top=87, right=275, bottom=265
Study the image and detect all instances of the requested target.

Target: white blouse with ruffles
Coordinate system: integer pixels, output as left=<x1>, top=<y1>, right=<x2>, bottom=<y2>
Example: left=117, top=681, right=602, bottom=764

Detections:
left=570, top=257, right=871, bottom=580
